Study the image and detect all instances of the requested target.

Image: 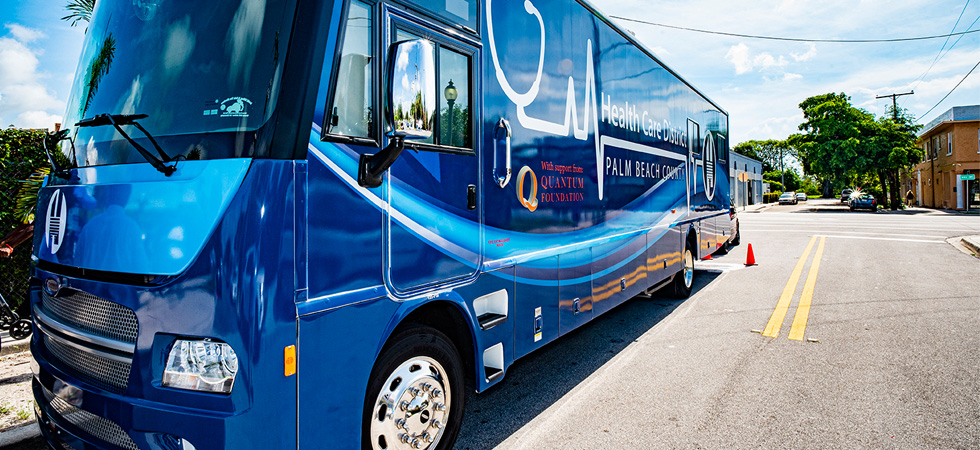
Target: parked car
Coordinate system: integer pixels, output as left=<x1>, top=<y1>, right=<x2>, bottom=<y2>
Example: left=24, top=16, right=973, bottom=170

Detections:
left=779, top=192, right=798, bottom=205
left=849, top=193, right=877, bottom=211
left=840, top=188, right=853, bottom=203
left=796, top=192, right=808, bottom=202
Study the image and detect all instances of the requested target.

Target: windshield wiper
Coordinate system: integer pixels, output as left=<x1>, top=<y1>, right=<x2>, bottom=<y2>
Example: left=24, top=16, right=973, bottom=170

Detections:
left=42, top=128, right=72, bottom=180
left=75, top=113, right=181, bottom=176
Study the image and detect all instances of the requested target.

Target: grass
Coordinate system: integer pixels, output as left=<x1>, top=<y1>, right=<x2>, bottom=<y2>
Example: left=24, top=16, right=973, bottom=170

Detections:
left=0, top=403, right=12, bottom=415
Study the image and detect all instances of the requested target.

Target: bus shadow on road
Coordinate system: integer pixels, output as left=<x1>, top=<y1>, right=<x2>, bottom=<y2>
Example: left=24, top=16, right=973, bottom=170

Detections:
left=453, top=272, right=721, bottom=450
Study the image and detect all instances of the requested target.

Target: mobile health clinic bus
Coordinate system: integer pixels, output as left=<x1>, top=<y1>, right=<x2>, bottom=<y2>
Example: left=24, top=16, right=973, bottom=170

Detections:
left=29, top=0, right=733, bottom=449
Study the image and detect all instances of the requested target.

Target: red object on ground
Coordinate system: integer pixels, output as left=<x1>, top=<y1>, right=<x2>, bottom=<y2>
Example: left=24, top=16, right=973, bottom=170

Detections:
left=745, top=243, right=757, bottom=266
left=702, top=254, right=712, bottom=260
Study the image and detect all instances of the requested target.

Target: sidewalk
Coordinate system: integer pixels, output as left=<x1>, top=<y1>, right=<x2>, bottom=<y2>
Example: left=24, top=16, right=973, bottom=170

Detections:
left=960, top=235, right=980, bottom=256
left=0, top=330, right=31, bottom=357
left=0, top=329, right=38, bottom=447
left=740, top=202, right=775, bottom=213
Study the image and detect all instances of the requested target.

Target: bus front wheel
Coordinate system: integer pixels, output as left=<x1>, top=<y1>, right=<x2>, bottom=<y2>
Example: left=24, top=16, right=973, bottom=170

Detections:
left=364, top=325, right=464, bottom=450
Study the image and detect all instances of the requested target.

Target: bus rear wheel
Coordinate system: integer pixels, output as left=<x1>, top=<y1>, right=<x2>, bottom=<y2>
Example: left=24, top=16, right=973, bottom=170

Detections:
left=364, top=325, right=464, bottom=450
left=670, top=245, right=694, bottom=299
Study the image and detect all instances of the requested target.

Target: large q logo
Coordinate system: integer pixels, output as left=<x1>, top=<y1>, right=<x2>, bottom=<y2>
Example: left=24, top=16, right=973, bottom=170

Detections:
left=45, top=189, right=68, bottom=254
left=516, top=166, right=538, bottom=212
left=702, top=133, right=717, bottom=201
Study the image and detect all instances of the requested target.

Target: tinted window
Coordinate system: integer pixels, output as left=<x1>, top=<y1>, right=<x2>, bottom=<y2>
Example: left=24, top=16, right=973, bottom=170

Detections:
left=393, top=26, right=473, bottom=151
left=326, top=0, right=374, bottom=138
left=63, top=0, right=295, bottom=167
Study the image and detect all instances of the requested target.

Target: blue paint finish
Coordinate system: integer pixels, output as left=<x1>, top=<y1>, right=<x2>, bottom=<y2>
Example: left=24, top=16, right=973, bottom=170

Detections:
left=558, top=248, right=594, bottom=334
left=33, top=0, right=732, bottom=449
left=455, top=266, right=516, bottom=391
left=32, top=160, right=300, bottom=449
left=296, top=297, right=399, bottom=448
left=513, top=256, right=559, bottom=359
left=33, top=159, right=251, bottom=276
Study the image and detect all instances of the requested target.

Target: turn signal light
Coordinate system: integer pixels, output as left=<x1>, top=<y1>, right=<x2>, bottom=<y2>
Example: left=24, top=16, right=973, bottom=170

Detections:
left=284, top=345, right=296, bottom=377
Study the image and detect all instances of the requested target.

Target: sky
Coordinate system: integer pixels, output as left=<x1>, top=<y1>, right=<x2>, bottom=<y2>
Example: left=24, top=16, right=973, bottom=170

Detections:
left=1, top=0, right=977, bottom=144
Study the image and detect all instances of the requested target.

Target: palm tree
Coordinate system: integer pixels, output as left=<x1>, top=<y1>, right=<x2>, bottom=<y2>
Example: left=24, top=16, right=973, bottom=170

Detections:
left=62, top=0, right=96, bottom=27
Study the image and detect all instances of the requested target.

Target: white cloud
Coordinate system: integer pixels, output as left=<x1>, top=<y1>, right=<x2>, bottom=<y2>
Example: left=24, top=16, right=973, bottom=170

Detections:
left=725, top=43, right=788, bottom=75
left=0, top=26, right=64, bottom=129
left=6, top=24, right=45, bottom=44
left=15, top=110, right=62, bottom=129
left=783, top=72, right=803, bottom=81
left=790, top=44, right=817, bottom=62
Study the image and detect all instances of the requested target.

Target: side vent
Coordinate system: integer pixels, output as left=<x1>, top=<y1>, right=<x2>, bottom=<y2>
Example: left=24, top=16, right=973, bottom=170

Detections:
left=474, top=289, right=508, bottom=331
left=483, top=343, right=504, bottom=383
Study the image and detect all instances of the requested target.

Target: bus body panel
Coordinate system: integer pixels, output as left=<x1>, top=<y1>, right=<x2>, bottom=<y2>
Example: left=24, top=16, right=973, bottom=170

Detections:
left=32, top=0, right=730, bottom=449
left=32, top=161, right=300, bottom=450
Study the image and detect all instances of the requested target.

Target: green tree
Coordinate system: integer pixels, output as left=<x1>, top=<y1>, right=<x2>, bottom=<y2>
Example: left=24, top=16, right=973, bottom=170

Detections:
left=732, top=139, right=793, bottom=173
left=765, top=169, right=801, bottom=192
left=869, top=107, right=923, bottom=209
left=62, top=0, right=96, bottom=27
left=0, top=128, right=50, bottom=312
left=791, top=93, right=877, bottom=197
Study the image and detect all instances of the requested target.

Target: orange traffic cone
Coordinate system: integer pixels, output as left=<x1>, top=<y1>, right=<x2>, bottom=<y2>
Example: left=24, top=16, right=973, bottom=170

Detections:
left=745, top=243, right=757, bottom=266
left=702, top=254, right=712, bottom=260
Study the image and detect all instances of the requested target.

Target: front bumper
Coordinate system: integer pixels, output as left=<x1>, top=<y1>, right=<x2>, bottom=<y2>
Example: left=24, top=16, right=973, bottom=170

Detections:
left=32, top=338, right=229, bottom=450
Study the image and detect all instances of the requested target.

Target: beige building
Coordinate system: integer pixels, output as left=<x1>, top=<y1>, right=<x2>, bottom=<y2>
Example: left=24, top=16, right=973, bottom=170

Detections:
left=904, top=105, right=979, bottom=210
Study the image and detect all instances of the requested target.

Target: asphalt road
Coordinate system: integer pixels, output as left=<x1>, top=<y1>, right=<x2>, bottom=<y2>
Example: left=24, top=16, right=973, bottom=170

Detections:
left=454, top=198, right=980, bottom=450
left=12, top=199, right=979, bottom=450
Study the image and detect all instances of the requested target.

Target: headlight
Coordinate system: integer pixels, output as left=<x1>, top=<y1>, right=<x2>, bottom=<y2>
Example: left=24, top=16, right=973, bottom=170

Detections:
left=162, top=339, right=239, bottom=394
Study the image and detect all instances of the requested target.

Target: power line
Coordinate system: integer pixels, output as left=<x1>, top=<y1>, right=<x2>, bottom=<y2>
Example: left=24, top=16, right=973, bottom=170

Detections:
left=910, top=6, right=979, bottom=94
left=609, top=16, right=980, bottom=43
left=919, top=59, right=980, bottom=120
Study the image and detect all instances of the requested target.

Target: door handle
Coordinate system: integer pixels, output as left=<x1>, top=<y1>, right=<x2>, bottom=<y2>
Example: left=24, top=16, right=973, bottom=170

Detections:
left=493, top=118, right=512, bottom=188
left=467, top=185, right=477, bottom=210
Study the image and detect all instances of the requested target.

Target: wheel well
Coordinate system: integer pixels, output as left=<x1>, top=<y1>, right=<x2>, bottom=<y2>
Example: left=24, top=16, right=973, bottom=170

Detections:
left=393, top=301, right=476, bottom=384
left=686, top=226, right=698, bottom=251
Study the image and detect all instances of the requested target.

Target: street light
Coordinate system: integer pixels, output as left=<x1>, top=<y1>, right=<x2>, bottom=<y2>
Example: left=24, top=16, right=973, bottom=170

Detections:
left=444, top=80, right=457, bottom=146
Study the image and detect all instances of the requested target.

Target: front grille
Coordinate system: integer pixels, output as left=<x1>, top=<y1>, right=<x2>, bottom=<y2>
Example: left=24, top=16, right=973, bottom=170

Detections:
left=41, top=290, right=138, bottom=345
left=43, top=333, right=131, bottom=394
left=48, top=393, right=139, bottom=450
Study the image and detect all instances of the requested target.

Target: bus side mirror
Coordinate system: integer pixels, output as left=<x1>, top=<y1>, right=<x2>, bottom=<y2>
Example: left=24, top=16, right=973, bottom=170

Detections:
left=358, top=39, right=436, bottom=188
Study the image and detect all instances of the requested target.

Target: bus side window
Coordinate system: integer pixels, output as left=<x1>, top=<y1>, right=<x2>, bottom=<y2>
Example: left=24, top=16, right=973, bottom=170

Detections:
left=394, top=27, right=472, bottom=151
left=439, top=47, right=470, bottom=149
left=327, top=0, right=373, bottom=138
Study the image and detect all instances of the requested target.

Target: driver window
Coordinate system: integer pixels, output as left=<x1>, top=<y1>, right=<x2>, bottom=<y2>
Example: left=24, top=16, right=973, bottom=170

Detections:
left=327, top=0, right=374, bottom=138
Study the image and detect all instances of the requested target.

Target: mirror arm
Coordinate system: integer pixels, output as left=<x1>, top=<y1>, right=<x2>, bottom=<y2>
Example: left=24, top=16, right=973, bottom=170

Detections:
left=357, top=136, right=405, bottom=188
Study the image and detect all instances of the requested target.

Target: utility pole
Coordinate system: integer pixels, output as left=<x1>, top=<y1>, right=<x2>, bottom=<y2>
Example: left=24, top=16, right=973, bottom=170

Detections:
left=876, top=91, right=914, bottom=210
left=876, top=91, right=914, bottom=119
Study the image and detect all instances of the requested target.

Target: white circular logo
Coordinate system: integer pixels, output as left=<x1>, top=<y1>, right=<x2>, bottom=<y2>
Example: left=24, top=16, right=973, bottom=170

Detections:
left=702, top=133, right=717, bottom=202
left=45, top=189, right=68, bottom=254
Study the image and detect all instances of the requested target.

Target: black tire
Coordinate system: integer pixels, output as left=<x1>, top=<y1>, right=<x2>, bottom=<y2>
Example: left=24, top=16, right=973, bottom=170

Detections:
left=9, top=319, right=32, bottom=340
left=670, top=244, right=694, bottom=299
left=363, top=325, right=464, bottom=450
left=0, top=314, right=15, bottom=331
left=731, top=223, right=741, bottom=246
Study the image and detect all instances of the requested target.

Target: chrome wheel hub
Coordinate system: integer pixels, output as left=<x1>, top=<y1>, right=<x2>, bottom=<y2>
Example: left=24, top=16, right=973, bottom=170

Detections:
left=683, top=249, right=694, bottom=288
left=370, top=357, right=451, bottom=450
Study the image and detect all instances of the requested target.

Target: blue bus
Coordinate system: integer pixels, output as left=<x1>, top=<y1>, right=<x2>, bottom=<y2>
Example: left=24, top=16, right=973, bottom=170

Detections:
left=29, top=0, right=732, bottom=449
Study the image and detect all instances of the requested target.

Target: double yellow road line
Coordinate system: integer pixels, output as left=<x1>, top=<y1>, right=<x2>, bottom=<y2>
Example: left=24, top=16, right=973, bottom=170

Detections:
left=762, top=236, right=827, bottom=341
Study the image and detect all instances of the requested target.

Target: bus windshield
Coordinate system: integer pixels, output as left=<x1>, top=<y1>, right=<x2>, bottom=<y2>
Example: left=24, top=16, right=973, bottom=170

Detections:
left=62, top=0, right=295, bottom=167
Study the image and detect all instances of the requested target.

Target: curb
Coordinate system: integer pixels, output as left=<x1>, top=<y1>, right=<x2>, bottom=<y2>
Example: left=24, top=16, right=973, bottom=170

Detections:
left=0, top=422, right=40, bottom=448
left=0, top=336, right=31, bottom=357
left=961, top=236, right=980, bottom=255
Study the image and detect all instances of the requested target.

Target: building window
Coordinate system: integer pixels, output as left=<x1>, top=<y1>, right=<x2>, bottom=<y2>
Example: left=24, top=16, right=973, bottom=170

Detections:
left=933, top=136, right=940, bottom=159
left=947, top=132, right=952, bottom=156
left=923, top=143, right=929, bottom=162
